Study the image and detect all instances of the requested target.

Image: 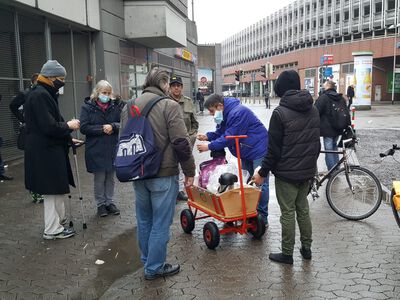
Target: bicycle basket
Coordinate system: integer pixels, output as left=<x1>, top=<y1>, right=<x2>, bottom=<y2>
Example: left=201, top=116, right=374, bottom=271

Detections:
left=393, top=181, right=400, bottom=211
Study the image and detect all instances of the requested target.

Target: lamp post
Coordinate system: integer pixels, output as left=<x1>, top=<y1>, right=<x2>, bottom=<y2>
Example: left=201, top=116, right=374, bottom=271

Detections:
left=389, top=0, right=399, bottom=105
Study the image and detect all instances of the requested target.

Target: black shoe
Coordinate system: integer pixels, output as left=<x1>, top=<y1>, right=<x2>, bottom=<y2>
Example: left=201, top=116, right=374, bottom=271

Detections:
left=269, top=253, right=293, bottom=265
left=106, top=203, right=120, bottom=215
left=144, top=263, right=180, bottom=280
left=300, top=247, right=312, bottom=260
left=0, top=175, right=13, bottom=181
left=97, top=205, right=108, bottom=217
left=177, top=191, right=188, bottom=201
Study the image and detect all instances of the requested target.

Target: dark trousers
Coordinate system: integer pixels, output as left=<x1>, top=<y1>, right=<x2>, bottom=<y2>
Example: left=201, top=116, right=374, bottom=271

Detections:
left=199, top=100, right=204, bottom=112
left=348, top=96, right=353, bottom=109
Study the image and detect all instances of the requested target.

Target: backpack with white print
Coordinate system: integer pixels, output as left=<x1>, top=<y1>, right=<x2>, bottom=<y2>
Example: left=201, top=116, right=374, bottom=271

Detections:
left=114, top=96, right=168, bottom=182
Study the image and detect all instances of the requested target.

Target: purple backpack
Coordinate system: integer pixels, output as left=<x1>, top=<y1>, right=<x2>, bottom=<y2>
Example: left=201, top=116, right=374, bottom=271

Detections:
left=115, top=96, right=168, bottom=182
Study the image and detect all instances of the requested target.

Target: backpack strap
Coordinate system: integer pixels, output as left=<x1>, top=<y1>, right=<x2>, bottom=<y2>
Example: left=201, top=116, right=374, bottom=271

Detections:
left=141, top=95, right=169, bottom=117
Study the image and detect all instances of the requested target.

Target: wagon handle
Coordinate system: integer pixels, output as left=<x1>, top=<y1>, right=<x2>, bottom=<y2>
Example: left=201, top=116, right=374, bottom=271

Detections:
left=225, top=135, right=248, bottom=228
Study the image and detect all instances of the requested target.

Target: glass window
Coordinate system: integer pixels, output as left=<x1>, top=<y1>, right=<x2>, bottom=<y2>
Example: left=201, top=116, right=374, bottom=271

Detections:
left=344, top=10, right=349, bottom=20
left=354, top=8, right=359, bottom=18
left=387, top=0, right=395, bottom=10
left=375, top=1, right=383, bottom=13
left=18, top=14, right=46, bottom=79
left=0, top=10, right=18, bottom=78
left=364, top=4, right=371, bottom=16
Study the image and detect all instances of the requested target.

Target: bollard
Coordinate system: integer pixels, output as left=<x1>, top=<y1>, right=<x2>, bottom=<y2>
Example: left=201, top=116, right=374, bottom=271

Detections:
left=351, top=107, right=356, bottom=130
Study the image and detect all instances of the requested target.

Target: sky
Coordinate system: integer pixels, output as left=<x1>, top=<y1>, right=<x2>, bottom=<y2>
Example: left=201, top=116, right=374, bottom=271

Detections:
left=189, top=0, right=295, bottom=44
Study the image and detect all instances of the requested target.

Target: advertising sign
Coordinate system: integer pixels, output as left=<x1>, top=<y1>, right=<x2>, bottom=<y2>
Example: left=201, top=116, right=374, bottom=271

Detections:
left=352, top=52, right=373, bottom=107
left=304, top=77, right=315, bottom=95
left=387, top=71, right=400, bottom=93
left=198, top=68, right=214, bottom=95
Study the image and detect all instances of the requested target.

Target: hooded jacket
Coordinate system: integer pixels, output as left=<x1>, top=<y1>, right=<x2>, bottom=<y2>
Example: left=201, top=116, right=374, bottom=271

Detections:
left=315, top=89, right=346, bottom=137
left=79, top=97, right=122, bottom=173
left=206, top=97, right=268, bottom=161
left=258, top=90, right=320, bottom=183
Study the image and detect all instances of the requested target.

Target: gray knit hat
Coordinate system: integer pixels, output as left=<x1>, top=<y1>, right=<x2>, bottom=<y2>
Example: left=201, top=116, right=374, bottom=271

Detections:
left=40, top=60, right=67, bottom=77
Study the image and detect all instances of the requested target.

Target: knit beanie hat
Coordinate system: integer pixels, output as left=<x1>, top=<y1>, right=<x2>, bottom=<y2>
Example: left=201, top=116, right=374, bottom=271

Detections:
left=274, top=70, right=301, bottom=97
left=40, top=60, right=67, bottom=77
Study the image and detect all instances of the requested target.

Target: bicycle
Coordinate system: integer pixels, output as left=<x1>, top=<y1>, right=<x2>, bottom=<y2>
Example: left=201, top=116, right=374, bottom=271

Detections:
left=379, top=144, right=400, bottom=228
left=309, top=128, right=382, bottom=220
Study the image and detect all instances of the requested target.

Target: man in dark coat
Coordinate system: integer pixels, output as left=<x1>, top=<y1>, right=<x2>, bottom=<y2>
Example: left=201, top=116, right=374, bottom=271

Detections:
left=24, top=60, right=81, bottom=240
left=315, top=81, right=347, bottom=171
left=196, top=88, right=204, bottom=114
left=0, top=95, right=13, bottom=181
left=346, top=84, right=354, bottom=109
left=253, top=70, right=320, bottom=264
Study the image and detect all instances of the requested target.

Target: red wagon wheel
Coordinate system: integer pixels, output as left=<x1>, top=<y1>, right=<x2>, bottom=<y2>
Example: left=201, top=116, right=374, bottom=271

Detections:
left=180, top=209, right=195, bottom=233
left=203, top=222, right=220, bottom=249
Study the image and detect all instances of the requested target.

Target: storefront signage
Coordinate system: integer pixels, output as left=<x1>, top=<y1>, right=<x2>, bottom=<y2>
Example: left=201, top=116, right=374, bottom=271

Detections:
left=175, top=48, right=196, bottom=63
left=387, top=71, right=400, bottom=93
left=320, top=54, right=333, bottom=65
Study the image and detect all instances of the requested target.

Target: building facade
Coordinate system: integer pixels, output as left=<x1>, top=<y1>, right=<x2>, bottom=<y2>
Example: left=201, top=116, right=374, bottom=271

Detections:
left=0, top=0, right=197, bottom=161
left=221, top=0, right=399, bottom=102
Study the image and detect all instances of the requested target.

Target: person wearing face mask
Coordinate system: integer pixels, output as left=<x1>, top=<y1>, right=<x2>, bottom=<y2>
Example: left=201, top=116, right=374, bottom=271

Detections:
left=196, top=94, right=270, bottom=225
left=79, top=80, right=122, bottom=217
left=24, top=60, right=81, bottom=240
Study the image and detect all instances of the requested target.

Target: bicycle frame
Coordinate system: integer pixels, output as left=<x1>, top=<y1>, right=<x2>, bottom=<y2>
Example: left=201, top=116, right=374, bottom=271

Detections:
left=310, top=138, right=356, bottom=200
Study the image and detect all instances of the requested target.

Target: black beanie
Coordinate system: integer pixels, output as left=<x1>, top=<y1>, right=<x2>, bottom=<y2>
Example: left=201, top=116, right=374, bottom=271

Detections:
left=274, top=70, right=301, bottom=97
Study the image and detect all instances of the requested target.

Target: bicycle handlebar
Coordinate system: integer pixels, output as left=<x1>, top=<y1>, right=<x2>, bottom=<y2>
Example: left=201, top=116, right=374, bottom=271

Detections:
left=379, top=144, right=400, bottom=157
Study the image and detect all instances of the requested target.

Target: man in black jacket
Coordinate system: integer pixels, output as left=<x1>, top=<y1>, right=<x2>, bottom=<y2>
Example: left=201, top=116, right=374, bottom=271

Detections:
left=253, top=70, right=320, bottom=264
left=346, top=84, right=354, bottom=109
left=315, top=81, right=347, bottom=171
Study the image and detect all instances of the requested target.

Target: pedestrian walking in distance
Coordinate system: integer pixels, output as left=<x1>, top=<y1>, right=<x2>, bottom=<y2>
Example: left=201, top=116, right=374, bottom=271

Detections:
left=253, top=70, right=320, bottom=264
left=346, top=84, right=354, bottom=109
left=169, top=76, right=198, bottom=201
left=119, top=68, right=195, bottom=280
left=196, top=88, right=204, bottom=115
left=24, top=60, right=82, bottom=240
left=80, top=80, right=122, bottom=217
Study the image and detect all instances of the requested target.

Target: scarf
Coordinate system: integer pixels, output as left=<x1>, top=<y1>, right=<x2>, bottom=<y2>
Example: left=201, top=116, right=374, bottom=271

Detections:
left=37, top=75, right=54, bottom=88
left=96, top=100, right=110, bottom=112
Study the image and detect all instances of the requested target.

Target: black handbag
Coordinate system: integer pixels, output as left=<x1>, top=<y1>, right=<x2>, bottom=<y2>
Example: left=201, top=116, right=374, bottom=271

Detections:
left=17, top=124, right=26, bottom=150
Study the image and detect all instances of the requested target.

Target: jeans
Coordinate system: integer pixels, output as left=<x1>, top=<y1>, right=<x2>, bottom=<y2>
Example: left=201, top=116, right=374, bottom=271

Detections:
left=93, top=171, right=115, bottom=207
left=275, top=177, right=312, bottom=255
left=133, top=175, right=178, bottom=275
left=241, top=157, right=269, bottom=222
left=323, top=136, right=339, bottom=171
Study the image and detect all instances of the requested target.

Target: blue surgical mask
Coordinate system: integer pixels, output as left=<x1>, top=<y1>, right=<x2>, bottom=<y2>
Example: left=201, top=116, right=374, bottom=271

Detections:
left=214, top=110, right=223, bottom=124
left=99, top=94, right=110, bottom=103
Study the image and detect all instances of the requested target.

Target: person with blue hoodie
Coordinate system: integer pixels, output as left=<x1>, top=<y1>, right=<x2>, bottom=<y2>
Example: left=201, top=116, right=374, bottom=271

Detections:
left=197, top=94, right=269, bottom=225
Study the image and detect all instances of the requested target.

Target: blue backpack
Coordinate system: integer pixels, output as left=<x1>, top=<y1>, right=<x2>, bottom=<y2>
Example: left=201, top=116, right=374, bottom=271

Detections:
left=115, top=96, right=168, bottom=182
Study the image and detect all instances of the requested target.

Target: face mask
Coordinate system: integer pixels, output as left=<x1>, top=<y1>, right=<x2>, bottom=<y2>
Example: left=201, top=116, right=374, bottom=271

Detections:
left=99, top=94, right=110, bottom=103
left=53, top=79, right=65, bottom=90
left=214, top=110, right=223, bottom=124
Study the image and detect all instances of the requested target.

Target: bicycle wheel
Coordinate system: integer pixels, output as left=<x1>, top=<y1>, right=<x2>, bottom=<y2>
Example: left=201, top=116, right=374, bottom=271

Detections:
left=390, top=189, right=400, bottom=228
left=326, top=166, right=382, bottom=220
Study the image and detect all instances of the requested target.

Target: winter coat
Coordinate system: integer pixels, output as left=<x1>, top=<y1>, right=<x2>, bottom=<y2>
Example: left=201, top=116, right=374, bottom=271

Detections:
left=346, top=86, right=354, bottom=98
left=206, top=97, right=268, bottom=161
left=170, top=94, right=199, bottom=147
left=24, top=83, right=75, bottom=195
left=258, top=90, right=320, bottom=183
left=79, top=98, right=122, bottom=173
left=120, top=86, right=195, bottom=178
left=315, top=89, right=346, bottom=137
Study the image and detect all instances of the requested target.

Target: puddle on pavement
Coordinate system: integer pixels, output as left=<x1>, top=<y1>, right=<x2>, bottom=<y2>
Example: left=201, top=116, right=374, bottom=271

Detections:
left=85, top=228, right=142, bottom=298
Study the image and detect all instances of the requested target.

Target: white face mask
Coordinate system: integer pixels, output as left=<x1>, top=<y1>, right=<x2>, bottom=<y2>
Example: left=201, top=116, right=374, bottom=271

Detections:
left=213, top=110, right=223, bottom=124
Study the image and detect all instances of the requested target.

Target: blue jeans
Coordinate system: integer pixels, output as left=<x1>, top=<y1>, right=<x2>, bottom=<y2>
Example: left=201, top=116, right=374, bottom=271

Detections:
left=132, top=175, right=178, bottom=275
left=323, top=136, right=339, bottom=171
left=241, top=157, right=269, bottom=222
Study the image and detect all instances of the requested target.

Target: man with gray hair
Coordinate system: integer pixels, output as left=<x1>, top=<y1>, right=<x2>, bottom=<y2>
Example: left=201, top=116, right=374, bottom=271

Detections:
left=120, top=68, right=195, bottom=280
left=24, top=60, right=82, bottom=240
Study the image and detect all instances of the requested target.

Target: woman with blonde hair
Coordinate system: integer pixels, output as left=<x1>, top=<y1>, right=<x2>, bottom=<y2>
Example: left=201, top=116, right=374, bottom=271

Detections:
left=80, top=80, right=124, bottom=217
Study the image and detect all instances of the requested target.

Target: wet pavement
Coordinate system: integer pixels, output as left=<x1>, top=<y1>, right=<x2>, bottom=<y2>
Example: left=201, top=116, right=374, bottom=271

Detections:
left=0, top=100, right=400, bottom=299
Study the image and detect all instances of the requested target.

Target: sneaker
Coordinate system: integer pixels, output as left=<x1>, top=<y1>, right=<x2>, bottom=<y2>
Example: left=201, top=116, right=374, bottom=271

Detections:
left=144, top=263, right=180, bottom=280
left=31, top=192, right=44, bottom=204
left=0, top=174, right=13, bottom=181
left=106, top=203, right=120, bottom=215
left=300, top=246, right=312, bottom=260
left=269, top=253, right=294, bottom=265
left=97, top=205, right=108, bottom=217
left=177, top=191, right=188, bottom=201
left=43, top=228, right=75, bottom=240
